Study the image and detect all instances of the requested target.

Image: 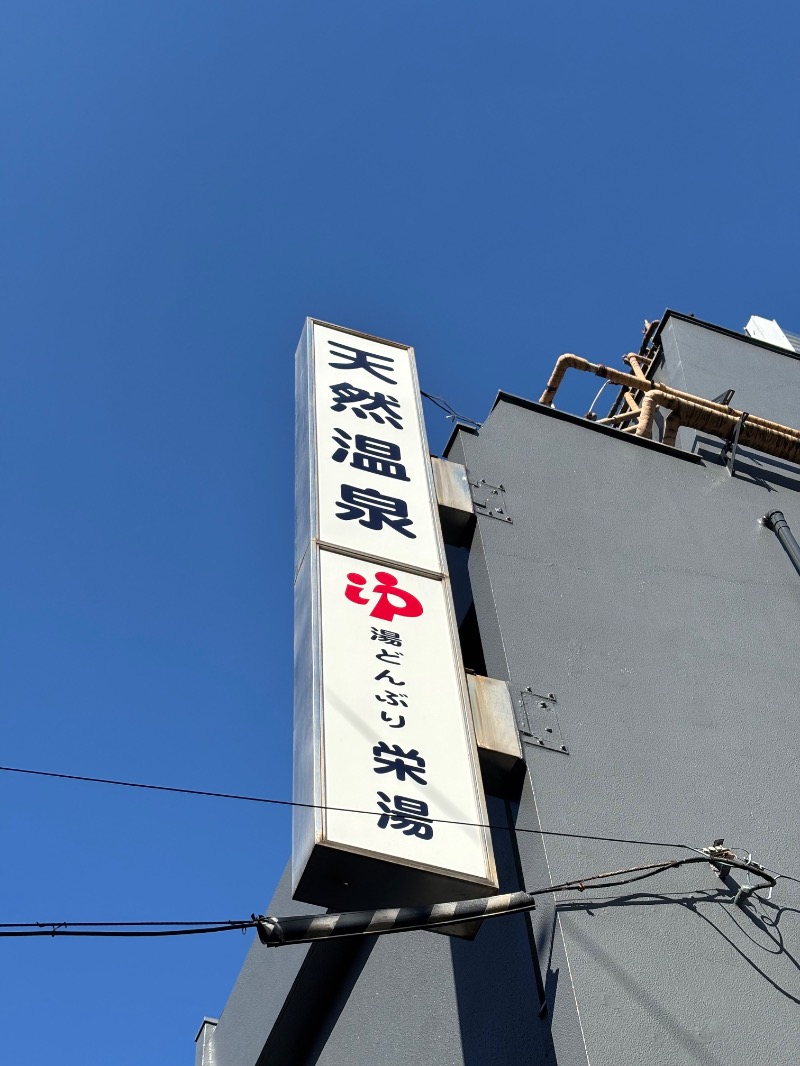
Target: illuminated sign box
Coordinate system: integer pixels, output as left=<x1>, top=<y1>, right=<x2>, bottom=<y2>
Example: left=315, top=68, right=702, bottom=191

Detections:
left=293, top=319, right=497, bottom=909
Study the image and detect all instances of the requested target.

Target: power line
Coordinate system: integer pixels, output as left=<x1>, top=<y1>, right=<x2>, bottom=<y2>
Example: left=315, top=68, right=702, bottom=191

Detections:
left=255, top=852, right=778, bottom=948
left=7, top=765, right=795, bottom=886
left=0, top=764, right=693, bottom=851
left=0, top=852, right=779, bottom=942
left=420, top=390, right=481, bottom=430
left=0, top=924, right=255, bottom=938
left=0, top=921, right=248, bottom=928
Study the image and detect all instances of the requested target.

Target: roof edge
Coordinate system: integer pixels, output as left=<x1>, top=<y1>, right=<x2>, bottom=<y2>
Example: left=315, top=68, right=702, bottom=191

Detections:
left=654, top=309, right=800, bottom=362
left=440, top=420, right=479, bottom=458
left=488, top=392, right=704, bottom=464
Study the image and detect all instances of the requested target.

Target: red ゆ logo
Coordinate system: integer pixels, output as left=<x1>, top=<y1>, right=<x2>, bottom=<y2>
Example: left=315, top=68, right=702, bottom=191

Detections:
left=344, top=571, right=424, bottom=623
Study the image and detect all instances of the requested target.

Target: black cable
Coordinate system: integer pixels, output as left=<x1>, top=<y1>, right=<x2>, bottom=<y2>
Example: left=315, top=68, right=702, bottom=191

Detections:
left=254, top=853, right=777, bottom=948
left=0, top=921, right=247, bottom=928
left=6, top=765, right=797, bottom=887
left=420, top=390, right=481, bottom=430
left=0, top=853, right=778, bottom=941
left=0, top=764, right=693, bottom=851
left=0, top=924, right=255, bottom=938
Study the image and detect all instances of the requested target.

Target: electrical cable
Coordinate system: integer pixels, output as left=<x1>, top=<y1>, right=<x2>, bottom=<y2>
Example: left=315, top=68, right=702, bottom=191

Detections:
left=254, top=852, right=777, bottom=947
left=0, top=764, right=694, bottom=851
left=0, top=921, right=249, bottom=928
left=0, top=924, right=256, bottom=938
left=584, top=379, right=613, bottom=419
left=420, top=390, right=481, bottom=429
left=0, top=851, right=776, bottom=943
left=5, top=765, right=797, bottom=887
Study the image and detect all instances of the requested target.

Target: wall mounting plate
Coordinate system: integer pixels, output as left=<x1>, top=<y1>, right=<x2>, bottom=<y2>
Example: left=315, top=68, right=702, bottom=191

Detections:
left=515, top=688, right=568, bottom=754
left=470, top=479, right=512, bottom=523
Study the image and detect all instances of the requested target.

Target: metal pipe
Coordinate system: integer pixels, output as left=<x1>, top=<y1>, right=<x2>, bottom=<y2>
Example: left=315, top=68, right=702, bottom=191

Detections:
left=635, top=390, right=800, bottom=467
left=622, top=352, right=649, bottom=381
left=637, top=389, right=800, bottom=443
left=606, top=322, right=658, bottom=421
left=662, top=410, right=682, bottom=448
left=256, top=888, right=539, bottom=947
left=597, top=399, right=641, bottom=427
left=540, top=354, right=800, bottom=444
left=539, top=355, right=654, bottom=407
left=597, top=410, right=639, bottom=427
left=763, top=510, right=800, bottom=578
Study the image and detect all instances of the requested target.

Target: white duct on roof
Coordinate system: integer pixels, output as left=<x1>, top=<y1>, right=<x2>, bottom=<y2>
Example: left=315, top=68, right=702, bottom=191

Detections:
left=744, top=315, right=796, bottom=352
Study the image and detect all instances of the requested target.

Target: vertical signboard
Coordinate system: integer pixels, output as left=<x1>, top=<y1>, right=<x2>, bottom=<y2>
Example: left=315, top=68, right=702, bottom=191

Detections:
left=293, top=319, right=496, bottom=909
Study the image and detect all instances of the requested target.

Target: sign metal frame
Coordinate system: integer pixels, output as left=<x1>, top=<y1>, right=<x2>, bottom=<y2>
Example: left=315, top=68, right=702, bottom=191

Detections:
left=293, top=318, right=497, bottom=909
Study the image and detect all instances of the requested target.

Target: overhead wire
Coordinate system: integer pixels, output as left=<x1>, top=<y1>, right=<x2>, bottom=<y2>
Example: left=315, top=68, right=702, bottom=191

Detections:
left=0, top=851, right=777, bottom=942
left=420, top=390, right=481, bottom=430
left=254, top=852, right=778, bottom=947
left=0, top=920, right=250, bottom=928
left=3, top=765, right=796, bottom=891
left=0, top=763, right=695, bottom=851
left=0, top=925, right=255, bottom=938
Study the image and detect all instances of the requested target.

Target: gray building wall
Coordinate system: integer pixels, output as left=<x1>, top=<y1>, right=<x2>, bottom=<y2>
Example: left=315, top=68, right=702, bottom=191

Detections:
left=199, top=313, right=800, bottom=1065
left=658, top=313, right=800, bottom=428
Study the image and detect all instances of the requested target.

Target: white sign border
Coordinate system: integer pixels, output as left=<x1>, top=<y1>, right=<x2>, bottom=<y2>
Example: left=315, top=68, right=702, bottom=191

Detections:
left=309, top=319, right=448, bottom=579
left=293, top=317, right=497, bottom=906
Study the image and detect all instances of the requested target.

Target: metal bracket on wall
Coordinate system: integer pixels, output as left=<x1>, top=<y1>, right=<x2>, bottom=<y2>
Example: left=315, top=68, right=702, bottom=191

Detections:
left=470, top=478, right=512, bottom=523
left=724, top=411, right=749, bottom=477
left=515, top=688, right=568, bottom=754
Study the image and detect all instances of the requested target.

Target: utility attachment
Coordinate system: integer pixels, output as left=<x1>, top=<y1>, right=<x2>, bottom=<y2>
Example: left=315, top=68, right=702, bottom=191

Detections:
left=702, top=840, right=773, bottom=908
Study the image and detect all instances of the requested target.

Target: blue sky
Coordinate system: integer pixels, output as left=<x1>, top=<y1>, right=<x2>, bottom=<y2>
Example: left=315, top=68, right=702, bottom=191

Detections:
left=1, top=2, right=798, bottom=1062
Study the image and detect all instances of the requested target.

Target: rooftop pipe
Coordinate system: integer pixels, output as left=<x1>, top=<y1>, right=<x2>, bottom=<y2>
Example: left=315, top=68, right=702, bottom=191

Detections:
left=538, top=355, right=800, bottom=455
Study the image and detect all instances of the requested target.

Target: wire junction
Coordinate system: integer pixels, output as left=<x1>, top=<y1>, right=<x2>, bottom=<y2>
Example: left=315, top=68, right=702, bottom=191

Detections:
left=0, top=848, right=775, bottom=944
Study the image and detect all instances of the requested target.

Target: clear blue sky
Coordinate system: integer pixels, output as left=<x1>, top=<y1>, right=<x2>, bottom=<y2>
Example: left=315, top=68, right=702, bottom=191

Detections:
left=1, top=2, right=797, bottom=1062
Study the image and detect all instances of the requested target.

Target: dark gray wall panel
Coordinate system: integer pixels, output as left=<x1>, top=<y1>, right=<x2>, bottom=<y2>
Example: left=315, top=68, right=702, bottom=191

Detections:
left=461, top=396, right=800, bottom=1066
left=309, top=925, right=467, bottom=1066
left=207, top=866, right=323, bottom=1066
left=309, top=794, right=562, bottom=1066
left=659, top=316, right=800, bottom=428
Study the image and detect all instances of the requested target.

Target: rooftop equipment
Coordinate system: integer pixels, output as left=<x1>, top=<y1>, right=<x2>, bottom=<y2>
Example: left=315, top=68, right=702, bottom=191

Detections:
left=538, top=325, right=800, bottom=471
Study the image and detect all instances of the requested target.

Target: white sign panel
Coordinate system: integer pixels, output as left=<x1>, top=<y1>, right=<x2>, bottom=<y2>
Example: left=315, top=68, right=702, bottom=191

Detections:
left=312, top=322, right=444, bottom=575
left=319, top=549, right=491, bottom=879
left=293, top=319, right=496, bottom=908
